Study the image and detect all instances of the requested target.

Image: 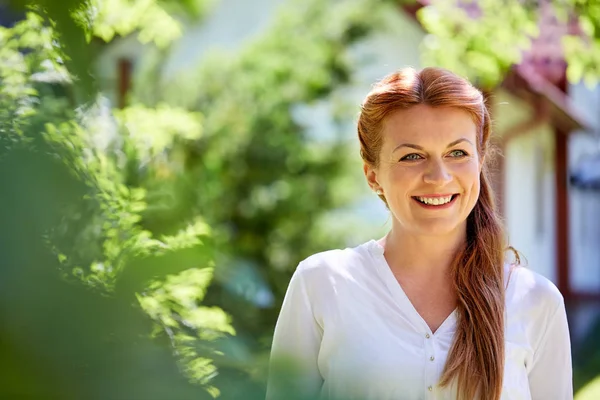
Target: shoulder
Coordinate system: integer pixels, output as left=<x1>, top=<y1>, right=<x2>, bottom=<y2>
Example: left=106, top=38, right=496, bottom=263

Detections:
left=288, top=241, right=379, bottom=320
left=294, top=240, right=377, bottom=283
left=507, top=265, right=564, bottom=307
left=505, top=264, right=565, bottom=326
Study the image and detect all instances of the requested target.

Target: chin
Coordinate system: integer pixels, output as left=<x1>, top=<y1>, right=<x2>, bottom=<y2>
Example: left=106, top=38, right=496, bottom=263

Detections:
left=412, top=219, right=466, bottom=237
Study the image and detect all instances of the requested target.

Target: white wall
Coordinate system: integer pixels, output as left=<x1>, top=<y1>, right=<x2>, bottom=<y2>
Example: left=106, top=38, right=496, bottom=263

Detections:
left=490, top=89, right=536, bottom=140
left=503, top=125, right=557, bottom=281
left=491, top=89, right=558, bottom=281
left=568, top=81, right=600, bottom=294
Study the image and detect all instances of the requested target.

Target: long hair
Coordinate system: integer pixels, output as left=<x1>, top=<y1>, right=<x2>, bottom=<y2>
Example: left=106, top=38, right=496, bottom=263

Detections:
left=358, top=67, right=506, bottom=400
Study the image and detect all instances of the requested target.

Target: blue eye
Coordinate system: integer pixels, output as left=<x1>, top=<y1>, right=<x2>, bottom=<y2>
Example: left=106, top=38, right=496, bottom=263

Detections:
left=401, top=153, right=423, bottom=161
left=449, top=150, right=467, bottom=157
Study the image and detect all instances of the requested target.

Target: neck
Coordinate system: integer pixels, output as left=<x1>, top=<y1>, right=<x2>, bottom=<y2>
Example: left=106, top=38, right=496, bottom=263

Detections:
left=380, top=223, right=467, bottom=277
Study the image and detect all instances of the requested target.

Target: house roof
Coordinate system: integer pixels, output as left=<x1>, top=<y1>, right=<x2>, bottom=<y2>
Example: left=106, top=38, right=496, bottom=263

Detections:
left=504, top=1, right=590, bottom=133
left=502, top=65, right=589, bottom=133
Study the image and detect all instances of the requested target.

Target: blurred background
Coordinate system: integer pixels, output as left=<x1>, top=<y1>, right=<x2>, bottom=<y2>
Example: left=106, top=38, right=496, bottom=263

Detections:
left=0, top=0, right=599, bottom=398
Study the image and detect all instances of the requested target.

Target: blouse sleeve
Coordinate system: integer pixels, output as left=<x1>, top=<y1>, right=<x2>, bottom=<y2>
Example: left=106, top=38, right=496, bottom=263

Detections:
left=527, top=298, right=573, bottom=400
left=266, top=267, right=324, bottom=400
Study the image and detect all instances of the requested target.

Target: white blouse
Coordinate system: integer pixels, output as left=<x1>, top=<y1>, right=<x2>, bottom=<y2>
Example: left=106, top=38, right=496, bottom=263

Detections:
left=266, top=240, right=572, bottom=400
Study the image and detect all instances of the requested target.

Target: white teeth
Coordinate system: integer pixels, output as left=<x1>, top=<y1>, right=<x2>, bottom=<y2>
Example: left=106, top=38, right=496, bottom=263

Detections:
left=417, top=196, right=453, bottom=205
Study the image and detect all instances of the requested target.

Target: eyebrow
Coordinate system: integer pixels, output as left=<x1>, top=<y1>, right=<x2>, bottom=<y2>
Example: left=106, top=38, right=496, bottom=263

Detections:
left=392, top=138, right=474, bottom=153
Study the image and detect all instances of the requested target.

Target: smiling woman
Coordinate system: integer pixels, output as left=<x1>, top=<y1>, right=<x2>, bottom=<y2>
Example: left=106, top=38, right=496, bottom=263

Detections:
left=266, top=67, right=572, bottom=400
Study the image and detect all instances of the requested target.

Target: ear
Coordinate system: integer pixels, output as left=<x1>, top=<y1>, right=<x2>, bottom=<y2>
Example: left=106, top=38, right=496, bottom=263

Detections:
left=363, top=162, right=380, bottom=191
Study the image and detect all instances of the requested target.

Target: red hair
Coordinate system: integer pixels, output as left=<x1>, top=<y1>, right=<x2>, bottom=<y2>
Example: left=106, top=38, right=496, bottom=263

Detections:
left=358, top=67, right=505, bottom=400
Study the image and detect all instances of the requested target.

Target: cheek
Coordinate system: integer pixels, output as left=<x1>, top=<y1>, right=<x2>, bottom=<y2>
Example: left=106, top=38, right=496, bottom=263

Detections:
left=463, top=166, right=482, bottom=204
left=388, top=164, right=422, bottom=183
left=455, top=160, right=481, bottom=184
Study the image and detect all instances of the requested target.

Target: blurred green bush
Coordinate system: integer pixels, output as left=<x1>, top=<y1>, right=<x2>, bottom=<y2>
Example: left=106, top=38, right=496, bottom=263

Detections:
left=0, top=0, right=390, bottom=398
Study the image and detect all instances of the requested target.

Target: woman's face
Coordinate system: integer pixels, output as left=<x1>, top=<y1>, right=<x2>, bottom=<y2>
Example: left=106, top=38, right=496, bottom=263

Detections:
left=364, top=104, right=482, bottom=237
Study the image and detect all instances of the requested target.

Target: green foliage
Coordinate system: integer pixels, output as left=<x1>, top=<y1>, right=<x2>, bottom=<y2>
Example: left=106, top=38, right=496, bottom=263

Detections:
left=576, top=375, right=600, bottom=400
left=0, top=121, right=211, bottom=399
left=418, top=0, right=537, bottom=87
left=40, top=106, right=233, bottom=394
left=560, top=0, right=600, bottom=86
left=573, top=316, right=600, bottom=394
left=418, top=0, right=600, bottom=88
left=115, top=103, right=203, bottom=163
left=5, top=0, right=212, bottom=101
left=138, top=266, right=234, bottom=397
left=74, top=0, right=180, bottom=45
left=70, top=0, right=214, bottom=46
left=0, top=2, right=233, bottom=398
left=139, top=0, right=392, bottom=350
left=0, top=12, right=70, bottom=147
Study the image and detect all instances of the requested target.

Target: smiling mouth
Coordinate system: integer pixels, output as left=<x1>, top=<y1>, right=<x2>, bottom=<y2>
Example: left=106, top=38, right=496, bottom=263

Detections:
left=412, top=194, right=459, bottom=207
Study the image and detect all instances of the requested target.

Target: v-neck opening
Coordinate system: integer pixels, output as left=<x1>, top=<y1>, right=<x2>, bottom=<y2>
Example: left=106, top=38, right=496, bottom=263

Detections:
left=366, top=239, right=458, bottom=336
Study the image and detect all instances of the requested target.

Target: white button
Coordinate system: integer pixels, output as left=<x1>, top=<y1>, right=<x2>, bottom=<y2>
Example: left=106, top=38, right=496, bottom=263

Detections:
left=428, top=386, right=433, bottom=391
left=430, top=356, right=435, bottom=361
left=425, top=333, right=430, bottom=339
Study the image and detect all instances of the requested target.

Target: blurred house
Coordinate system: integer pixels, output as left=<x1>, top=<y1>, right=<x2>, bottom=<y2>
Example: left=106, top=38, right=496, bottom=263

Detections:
left=485, top=5, right=600, bottom=342
left=96, top=0, right=600, bottom=339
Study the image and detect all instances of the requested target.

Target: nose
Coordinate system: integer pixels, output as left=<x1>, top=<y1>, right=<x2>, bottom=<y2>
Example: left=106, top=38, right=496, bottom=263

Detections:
left=423, top=159, right=452, bottom=186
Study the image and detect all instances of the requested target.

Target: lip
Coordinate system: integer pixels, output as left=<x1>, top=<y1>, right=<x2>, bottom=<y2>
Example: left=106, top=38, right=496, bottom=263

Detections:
left=412, top=194, right=459, bottom=209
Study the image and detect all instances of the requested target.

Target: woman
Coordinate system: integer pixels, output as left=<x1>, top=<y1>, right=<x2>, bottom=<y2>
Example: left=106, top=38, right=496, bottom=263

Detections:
left=266, top=67, right=572, bottom=400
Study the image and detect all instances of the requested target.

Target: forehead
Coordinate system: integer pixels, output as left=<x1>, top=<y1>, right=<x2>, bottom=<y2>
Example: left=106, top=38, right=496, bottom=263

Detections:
left=381, top=104, right=478, bottom=149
